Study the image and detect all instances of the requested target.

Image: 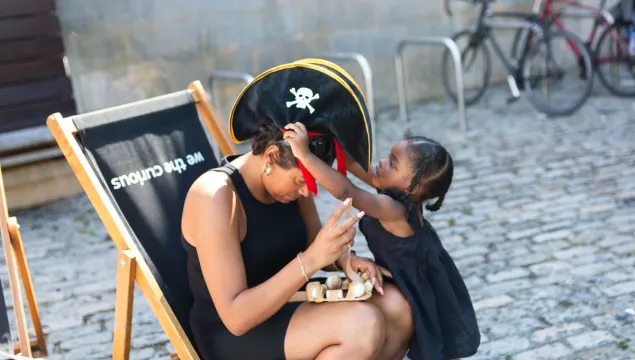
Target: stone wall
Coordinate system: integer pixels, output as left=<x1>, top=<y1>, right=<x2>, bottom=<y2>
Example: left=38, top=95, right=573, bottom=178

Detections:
left=56, top=0, right=596, bottom=124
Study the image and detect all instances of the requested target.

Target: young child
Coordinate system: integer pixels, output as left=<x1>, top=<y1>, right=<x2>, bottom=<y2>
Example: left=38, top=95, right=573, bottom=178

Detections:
left=283, top=122, right=480, bottom=360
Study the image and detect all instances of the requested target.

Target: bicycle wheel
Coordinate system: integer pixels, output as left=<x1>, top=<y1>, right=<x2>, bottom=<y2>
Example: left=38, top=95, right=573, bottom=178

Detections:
left=594, top=22, right=635, bottom=96
left=441, top=30, right=492, bottom=105
left=522, top=29, right=594, bottom=116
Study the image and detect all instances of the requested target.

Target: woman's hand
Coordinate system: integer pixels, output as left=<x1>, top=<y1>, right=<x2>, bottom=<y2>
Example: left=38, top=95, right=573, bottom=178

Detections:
left=344, top=255, right=392, bottom=296
left=303, top=198, right=364, bottom=275
left=283, top=122, right=311, bottom=161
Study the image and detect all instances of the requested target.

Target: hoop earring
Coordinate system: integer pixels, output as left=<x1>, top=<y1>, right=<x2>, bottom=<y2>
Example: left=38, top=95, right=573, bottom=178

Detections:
left=264, top=163, right=271, bottom=175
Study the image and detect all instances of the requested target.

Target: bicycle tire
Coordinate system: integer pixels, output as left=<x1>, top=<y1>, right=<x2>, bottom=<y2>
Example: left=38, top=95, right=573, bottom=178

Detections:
left=522, top=29, right=594, bottom=117
left=594, top=23, right=635, bottom=96
left=441, top=30, right=492, bottom=105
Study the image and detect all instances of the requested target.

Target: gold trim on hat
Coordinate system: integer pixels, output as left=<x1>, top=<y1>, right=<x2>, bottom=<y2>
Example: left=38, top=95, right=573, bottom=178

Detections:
left=293, top=58, right=368, bottom=105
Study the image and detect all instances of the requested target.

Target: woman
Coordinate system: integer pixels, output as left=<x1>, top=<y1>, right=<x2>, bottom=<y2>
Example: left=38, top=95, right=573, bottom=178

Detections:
left=181, top=61, right=413, bottom=360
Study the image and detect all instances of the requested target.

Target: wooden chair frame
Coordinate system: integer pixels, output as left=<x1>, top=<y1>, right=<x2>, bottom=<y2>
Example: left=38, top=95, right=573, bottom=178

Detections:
left=0, top=167, right=47, bottom=358
left=46, top=81, right=237, bottom=360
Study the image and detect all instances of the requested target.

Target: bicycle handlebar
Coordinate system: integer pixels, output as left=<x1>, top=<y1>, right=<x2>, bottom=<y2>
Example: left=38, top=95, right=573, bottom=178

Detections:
left=444, top=0, right=495, bottom=17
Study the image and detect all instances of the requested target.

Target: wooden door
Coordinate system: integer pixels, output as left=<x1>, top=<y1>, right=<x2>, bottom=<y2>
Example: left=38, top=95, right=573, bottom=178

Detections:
left=0, top=0, right=76, bottom=134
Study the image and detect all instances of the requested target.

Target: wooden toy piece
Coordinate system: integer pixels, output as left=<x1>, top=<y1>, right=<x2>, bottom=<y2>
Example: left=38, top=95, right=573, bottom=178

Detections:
left=345, top=280, right=366, bottom=299
left=325, top=274, right=342, bottom=290
left=364, top=280, right=373, bottom=293
left=326, top=290, right=344, bottom=301
left=305, top=282, right=324, bottom=301
left=341, top=279, right=350, bottom=290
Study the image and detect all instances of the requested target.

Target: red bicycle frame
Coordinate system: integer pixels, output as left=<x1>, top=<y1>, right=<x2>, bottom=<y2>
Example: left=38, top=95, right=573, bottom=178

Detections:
left=537, top=0, right=626, bottom=64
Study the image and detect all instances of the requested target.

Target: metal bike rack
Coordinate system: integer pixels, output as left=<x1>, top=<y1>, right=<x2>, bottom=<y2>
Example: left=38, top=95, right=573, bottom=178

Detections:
left=315, top=52, right=377, bottom=158
left=208, top=70, right=254, bottom=105
left=207, top=70, right=254, bottom=155
left=394, top=37, right=467, bottom=132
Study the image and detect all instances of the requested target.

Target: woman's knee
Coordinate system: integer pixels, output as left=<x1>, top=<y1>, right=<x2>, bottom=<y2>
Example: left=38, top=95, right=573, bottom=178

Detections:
left=342, top=302, right=386, bottom=356
left=375, top=284, right=413, bottom=332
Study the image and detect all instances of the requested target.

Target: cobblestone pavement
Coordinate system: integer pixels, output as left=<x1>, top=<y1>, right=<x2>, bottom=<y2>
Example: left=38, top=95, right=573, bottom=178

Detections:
left=3, top=83, right=634, bottom=359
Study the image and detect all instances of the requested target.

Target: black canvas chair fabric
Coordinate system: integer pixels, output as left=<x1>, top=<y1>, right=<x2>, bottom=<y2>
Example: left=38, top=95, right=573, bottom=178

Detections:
left=72, top=90, right=219, bottom=351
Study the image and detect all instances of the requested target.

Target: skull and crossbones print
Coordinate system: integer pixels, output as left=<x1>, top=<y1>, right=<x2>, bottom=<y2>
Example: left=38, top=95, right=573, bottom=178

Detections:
left=286, top=87, right=320, bottom=114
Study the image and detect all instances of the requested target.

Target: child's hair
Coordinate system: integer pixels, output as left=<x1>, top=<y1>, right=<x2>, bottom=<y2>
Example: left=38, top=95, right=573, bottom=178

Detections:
left=403, top=132, right=454, bottom=212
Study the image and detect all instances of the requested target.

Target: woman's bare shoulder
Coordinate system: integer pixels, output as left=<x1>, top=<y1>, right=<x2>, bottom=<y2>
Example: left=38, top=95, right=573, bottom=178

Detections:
left=187, top=170, right=236, bottom=200
left=182, top=170, right=240, bottom=243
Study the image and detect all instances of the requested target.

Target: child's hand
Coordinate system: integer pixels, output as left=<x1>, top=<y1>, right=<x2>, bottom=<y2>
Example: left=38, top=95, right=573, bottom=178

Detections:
left=283, top=122, right=311, bottom=161
left=347, top=255, right=392, bottom=296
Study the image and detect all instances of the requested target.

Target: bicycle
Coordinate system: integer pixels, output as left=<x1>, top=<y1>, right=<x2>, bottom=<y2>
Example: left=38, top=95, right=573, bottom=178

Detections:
left=510, top=0, right=635, bottom=96
left=441, top=0, right=595, bottom=116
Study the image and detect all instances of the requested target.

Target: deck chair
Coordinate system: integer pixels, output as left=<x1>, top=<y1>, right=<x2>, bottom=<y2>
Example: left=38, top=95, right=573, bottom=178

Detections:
left=46, top=81, right=237, bottom=360
left=0, top=167, right=47, bottom=358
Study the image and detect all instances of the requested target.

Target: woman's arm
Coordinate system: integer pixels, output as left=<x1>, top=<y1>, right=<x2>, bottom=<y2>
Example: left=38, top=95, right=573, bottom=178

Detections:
left=182, top=173, right=320, bottom=336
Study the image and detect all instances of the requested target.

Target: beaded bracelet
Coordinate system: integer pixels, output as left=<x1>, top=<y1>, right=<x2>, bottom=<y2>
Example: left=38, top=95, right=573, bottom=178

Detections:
left=296, top=252, right=310, bottom=282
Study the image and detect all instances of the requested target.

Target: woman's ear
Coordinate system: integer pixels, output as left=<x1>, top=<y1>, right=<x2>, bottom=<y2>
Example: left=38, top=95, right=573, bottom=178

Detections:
left=263, top=144, right=280, bottom=165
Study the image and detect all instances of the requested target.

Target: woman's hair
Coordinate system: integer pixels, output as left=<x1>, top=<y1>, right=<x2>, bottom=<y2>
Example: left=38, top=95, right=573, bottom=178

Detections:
left=251, top=118, right=297, bottom=169
left=250, top=117, right=336, bottom=168
left=403, top=132, right=454, bottom=212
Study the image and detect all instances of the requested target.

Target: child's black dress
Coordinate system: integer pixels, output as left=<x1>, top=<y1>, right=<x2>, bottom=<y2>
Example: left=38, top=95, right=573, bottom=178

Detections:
left=358, top=189, right=481, bottom=360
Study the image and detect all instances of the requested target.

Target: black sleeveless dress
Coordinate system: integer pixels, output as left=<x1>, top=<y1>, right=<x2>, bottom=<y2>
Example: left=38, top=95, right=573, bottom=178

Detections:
left=182, top=155, right=306, bottom=360
left=358, top=189, right=481, bottom=360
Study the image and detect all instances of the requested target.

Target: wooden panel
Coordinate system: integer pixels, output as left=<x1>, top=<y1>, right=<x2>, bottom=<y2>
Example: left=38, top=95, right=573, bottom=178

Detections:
left=0, top=97, right=75, bottom=124
left=0, top=58, right=66, bottom=85
left=0, top=1, right=74, bottom=135
left=0, top=38, right=64, bottom=63
left=0, top=97, right=76, bottom=133
left=0, top=77, right=72, bottom=108
left=0, top=15, right=60, bottom=40
left=0, top=0, right=55, bottom=18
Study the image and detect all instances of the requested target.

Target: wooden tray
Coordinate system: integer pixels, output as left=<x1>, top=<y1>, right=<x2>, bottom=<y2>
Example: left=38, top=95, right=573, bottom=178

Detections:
left=304, top=279, right=372, bottom=302
left=304, top=200, right=373, bottom=303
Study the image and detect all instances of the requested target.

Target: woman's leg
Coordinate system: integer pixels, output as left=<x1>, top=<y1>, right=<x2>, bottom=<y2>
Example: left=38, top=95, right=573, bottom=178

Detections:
left=284, top=301, right=386, bottom=360
left=367, top=283, right=414, bottom=360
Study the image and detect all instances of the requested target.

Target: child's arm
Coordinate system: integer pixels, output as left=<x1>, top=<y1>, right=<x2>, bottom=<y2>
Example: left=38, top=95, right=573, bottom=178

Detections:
left=283, top=123, right=404, bottom=222
left=344, top=152, right=373, bottom=187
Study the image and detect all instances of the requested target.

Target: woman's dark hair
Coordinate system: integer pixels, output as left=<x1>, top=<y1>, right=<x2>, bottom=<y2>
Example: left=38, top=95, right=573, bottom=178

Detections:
left=403, top=132, right=454, bottom=212
left=251, top=118, right=297, bottom=169
left=250, top=117, right=337, bottom=168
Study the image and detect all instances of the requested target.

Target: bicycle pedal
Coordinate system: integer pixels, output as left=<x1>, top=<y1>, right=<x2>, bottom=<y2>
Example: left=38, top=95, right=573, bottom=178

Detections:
left=506, top=75, right=521, bottom=99
left=506, top=96, right=520, bottom=104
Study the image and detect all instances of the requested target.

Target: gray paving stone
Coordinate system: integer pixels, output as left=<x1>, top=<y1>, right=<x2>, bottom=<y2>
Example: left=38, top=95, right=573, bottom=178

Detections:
left=532, top=322, right=587, bottom=342
left=486, top=267, right=531, bottom=283
left=514, top=342, right=573, bottom=360
left=473, top=295, right=514, bottom=311
left=567, top=330, right=618, bottom=350
left=602, top=280, right=635, bottom=297
left=554, top=245, right=600, bottom=260
left=473, top=335, right=531, bottom=359
left=533, top=230, right=574, bottom=243
left=529, top=261, right=574, bottom=275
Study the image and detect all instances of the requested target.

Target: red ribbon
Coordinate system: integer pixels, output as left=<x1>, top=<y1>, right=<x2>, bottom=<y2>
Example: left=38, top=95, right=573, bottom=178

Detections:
left=281, top=130, right=346, bottom=196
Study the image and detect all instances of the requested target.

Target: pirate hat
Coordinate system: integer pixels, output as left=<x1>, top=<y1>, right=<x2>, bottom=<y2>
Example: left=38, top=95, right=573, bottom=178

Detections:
left=292, top=58, right=370, bottom=108
left=229, top=61, right=372, bottom=195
